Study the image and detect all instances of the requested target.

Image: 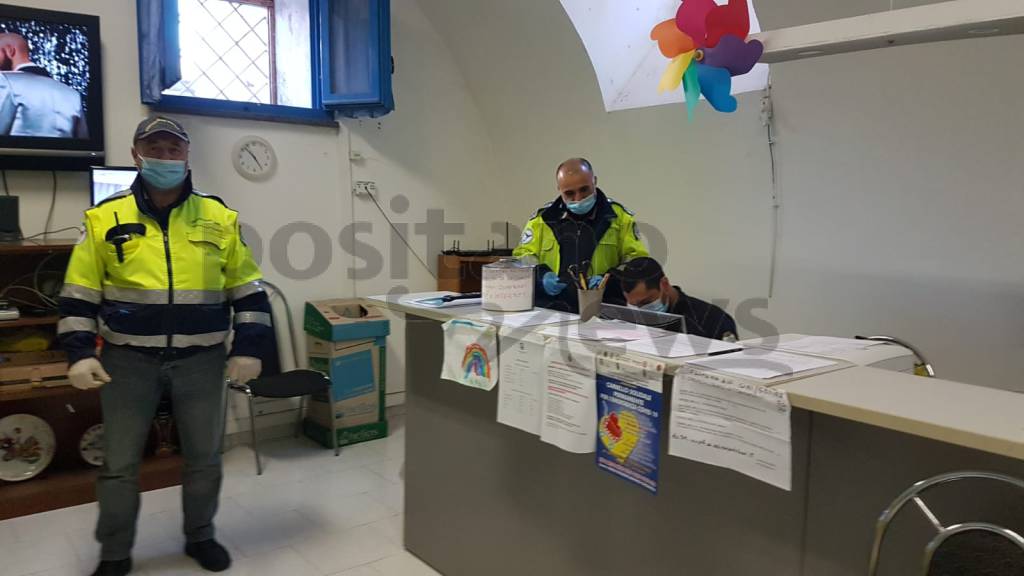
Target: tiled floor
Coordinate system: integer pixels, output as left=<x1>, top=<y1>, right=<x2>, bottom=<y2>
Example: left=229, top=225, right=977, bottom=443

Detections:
left=0, top=412, right=441, bottom=576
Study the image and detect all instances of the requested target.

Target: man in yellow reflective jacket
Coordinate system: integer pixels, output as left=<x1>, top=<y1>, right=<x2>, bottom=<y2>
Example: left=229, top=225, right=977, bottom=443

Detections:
left=513, top=158, right=649, bottom=312
left=58, top=116, right=269, bottom=576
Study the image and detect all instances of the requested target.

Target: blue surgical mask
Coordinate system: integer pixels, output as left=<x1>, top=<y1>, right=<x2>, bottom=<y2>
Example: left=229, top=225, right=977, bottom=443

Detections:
left=139, top=156, right=187, bottom=190
left=566, top=193, right=597, bottom=215
left=641, top=297, right=669, bottom=313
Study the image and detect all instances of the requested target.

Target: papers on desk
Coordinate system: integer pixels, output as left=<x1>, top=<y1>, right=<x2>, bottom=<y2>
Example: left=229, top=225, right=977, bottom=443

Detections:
left=610, top=333, right=742, bottom=359
left=538, top=318, right=671, bottom=342
left=467, top=309, right=578, bottom=328
left=540, top=340, right=598, bottom=453
left=596, top=353, right=664, bottom=493
left=685, top=349, right=836, bottom=380
left=496, top=330, right=546, bottom=435
left=669, top=367, right=792, bottom=491
left=767, top=335, right=885, bottom=358
left=413, top=295, right=482, bottom=308
left=441, top=320, right=498, bottom=391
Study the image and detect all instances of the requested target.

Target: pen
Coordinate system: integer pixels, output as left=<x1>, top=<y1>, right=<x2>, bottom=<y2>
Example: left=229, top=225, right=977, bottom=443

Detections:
left=578, top=273, right=587, bottom=291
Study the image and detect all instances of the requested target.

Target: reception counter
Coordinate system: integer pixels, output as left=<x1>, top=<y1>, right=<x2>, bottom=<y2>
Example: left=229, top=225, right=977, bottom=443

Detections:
left=366, top=296, right=1024, bottom=576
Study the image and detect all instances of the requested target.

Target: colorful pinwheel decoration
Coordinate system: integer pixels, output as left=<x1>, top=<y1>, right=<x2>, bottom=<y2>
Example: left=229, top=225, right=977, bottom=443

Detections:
left=651, top=0, right=764, bottom=118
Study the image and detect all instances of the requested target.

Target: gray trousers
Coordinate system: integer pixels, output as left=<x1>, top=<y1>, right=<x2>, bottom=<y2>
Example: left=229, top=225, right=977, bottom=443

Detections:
left=96, top=345, right=227, bottom=561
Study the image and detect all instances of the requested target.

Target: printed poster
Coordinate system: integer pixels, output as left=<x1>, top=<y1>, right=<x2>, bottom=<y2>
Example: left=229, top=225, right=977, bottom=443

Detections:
left=596, top=352, right=664, bottom=493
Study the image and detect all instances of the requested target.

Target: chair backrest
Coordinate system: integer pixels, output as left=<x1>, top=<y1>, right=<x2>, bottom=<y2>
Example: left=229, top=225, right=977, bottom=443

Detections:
left=867, top=471, right=1024, bottom=576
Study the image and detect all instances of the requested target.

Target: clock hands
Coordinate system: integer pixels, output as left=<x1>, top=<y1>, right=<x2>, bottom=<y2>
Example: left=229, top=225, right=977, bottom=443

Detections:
left=245, top=148, right=262, bottom=170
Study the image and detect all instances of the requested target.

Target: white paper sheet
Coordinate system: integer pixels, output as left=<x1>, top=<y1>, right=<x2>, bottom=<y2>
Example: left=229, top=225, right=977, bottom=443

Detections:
left=496, top=330, right=547, bottom=435
left=468, top=309, right=578, bottom=328
left=441, top=320, right=499, bottom=391
left=610, top=333, right=742, bottom=359
left=669, top=367, right=792, bottom=491
left=538, top=318, right=672, bottom=342
left=685, top=349, right=836, bottom=380
left=769, top=335, right=883, bottom=358
left=540, top=340, right=598, bottom=453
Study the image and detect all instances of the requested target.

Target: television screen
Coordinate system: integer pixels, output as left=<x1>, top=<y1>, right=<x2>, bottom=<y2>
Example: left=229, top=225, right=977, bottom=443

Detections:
left=91, top=166, right=137, bottom=206
left=0, top=4, right=103, bottom=169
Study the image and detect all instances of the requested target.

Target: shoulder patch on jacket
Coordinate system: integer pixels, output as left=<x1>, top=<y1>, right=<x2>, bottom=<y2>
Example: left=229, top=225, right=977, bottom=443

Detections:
left=519, top=228, right=534, bottom=246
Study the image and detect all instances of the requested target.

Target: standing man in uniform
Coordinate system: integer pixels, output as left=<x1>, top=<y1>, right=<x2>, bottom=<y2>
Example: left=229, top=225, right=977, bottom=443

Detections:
left=58, top=116, right=271, bottom=576
left=513, top=158, right=648, bottom=312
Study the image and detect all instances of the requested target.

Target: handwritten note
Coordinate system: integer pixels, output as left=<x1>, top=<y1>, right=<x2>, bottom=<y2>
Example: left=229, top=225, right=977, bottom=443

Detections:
left=668, top=366, right=792, bottom=491
left=482, top=277, right=533, bottom=312
left=496, top=330, right=546, bottom=435
left=440, top=320, right=498, bottom=391
left=540, top=340, right=598, bottom=453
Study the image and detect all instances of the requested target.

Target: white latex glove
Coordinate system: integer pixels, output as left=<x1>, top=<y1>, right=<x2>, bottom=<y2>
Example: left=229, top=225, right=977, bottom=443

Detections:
left=68, top=358, right=112, bottom=390
left=226, top=356, right=262, bottom=385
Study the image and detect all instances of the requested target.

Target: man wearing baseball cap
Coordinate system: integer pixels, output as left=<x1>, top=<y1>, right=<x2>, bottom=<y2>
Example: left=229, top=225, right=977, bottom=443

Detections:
left=58, top=115, right=272, bottom=575
left=611, top=257, right=738, bottom=341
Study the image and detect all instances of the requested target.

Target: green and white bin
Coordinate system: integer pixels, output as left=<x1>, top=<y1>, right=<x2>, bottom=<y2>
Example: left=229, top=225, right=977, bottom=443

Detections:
left=302, top=299, right=390, bottom=448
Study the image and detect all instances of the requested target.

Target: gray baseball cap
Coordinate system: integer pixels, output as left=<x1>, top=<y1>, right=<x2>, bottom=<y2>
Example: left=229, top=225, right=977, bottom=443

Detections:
left=133, top=115, right=190, bottom=143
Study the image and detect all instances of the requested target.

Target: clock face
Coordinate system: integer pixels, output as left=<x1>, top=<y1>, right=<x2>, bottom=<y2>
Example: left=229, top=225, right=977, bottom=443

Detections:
left=233, top=136, right=277, bottom=181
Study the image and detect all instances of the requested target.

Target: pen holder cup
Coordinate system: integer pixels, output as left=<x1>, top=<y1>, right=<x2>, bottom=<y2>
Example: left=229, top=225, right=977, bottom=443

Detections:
left=577, top=286, right=605, bottom=323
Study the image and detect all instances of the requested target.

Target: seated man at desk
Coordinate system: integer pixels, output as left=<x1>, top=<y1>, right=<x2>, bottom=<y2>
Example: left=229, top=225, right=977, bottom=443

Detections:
left=513, top=157, right=648, bottom=312
left=612, top=257, right=738, bottom=341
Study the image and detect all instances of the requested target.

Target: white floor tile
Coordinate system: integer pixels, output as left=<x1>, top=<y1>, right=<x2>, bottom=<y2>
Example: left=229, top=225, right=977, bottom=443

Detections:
left=221, top=546, right=320, bottom=576
left=294, top=492, right=395, bottom=533
left=369, top=551, right=442, bottom=576
left=292, top=523, right=401, bottom=575
left=218, top=507, right=317, bottom=558
left=365, top=458, right=404, bottom=486
left=329, top=565, right=382, bottom=576
left=1, top=533, right=82, bottom=576
left=364, top=514, right=403, bottom=547
left=366, top=482, right=404, bottom=516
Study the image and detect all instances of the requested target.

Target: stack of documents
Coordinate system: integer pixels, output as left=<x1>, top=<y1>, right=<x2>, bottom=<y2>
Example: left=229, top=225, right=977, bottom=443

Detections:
left=538, top=318, right=674, bottom=342
left=685, top=349, right=837, bottom=380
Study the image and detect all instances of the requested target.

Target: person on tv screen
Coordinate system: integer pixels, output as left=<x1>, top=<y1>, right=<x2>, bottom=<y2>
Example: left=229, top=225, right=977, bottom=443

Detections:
left=0, top=32, right=89, bottom=139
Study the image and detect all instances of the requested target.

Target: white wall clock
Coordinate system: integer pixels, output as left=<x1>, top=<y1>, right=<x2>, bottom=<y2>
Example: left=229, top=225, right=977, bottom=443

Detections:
left=232, top=136, right=277, bottom=182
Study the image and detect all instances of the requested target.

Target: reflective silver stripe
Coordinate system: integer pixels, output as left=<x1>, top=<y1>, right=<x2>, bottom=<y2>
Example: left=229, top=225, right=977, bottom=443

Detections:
left=234, top=311, right=272, bottom=326
left=104, top=286, right=226, bottom=305
left=58, top=317, right=98, bottom=334
left=227, top=281, right=264, bottom=302
left=98, top=321, right=229, bottom=348
left=59, top=283, right=102, bottom=304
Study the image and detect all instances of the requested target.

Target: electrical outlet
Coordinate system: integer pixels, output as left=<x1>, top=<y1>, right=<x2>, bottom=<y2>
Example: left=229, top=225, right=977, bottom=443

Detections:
left=353, top=181, right=378, bottom=198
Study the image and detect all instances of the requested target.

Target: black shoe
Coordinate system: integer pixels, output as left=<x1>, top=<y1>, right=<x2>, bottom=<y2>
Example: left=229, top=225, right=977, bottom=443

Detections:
left=90, top=558, right=132, bottom=576
left=185, top=539, right=232, bottom=572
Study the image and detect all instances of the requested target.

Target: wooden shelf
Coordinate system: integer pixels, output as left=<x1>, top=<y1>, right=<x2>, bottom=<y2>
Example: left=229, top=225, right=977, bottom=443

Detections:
left=0, top=239, right=77, bottom=255
left=0, top=314, right=60, bottom=329
left=0, top=382, right=79, bottom=402
left=0, top=455, right=183, bottom=520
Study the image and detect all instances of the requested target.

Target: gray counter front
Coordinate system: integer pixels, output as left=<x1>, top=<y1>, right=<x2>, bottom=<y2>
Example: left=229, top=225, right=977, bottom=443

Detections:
left=400, top=314, right=1024, bottom=576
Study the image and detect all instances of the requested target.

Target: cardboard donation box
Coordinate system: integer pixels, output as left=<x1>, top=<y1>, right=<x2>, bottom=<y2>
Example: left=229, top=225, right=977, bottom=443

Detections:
left=303, top=299, right=390, bottom=447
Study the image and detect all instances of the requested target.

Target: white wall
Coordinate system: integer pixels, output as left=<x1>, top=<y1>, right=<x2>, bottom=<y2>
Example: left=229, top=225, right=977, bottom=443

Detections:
left=7, top=0, right=498, bottom=426
left=419, top=0, right=1024, bottom=392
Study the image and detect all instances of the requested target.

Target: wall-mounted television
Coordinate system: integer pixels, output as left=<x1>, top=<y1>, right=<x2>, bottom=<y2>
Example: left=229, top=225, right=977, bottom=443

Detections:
left=0, top=4, right=103, bottom=170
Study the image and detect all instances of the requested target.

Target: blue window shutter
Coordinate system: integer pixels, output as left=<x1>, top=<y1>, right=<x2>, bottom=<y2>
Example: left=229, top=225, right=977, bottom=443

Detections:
left=320, top=0, right=394, bottom=117
left=137, top=0, right=182, bottom=104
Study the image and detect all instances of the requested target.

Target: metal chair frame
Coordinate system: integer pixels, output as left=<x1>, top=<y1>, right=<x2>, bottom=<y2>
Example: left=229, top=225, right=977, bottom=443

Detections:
left=868, top=470, right=1024, bottom=576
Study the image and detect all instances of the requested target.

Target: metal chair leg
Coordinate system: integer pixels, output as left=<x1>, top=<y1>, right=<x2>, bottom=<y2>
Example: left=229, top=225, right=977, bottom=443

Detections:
left=296, top=396, right=305, bottom=438
left=246, top=390, right=262, bottom=475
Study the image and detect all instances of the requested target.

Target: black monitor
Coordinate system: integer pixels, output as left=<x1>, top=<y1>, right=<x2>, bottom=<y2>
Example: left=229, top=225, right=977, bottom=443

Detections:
left=90, top=166, right=136, bottom=206
left=599, top=303, right=684, bottom=333
left=0, top=4, right=104, bottom=170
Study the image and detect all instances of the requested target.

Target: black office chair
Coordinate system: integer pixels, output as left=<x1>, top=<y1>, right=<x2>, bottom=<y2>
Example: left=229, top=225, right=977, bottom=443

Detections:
left=868, top=471, right=1024, bottom=576
left=227, top=369, right=339, bottom=475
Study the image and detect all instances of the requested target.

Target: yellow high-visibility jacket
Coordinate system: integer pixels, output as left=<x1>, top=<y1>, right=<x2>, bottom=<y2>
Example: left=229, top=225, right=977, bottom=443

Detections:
left=58, top=175, right=270, bottom=364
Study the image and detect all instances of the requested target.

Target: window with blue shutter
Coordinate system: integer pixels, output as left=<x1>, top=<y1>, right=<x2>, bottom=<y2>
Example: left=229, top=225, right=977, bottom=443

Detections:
left=136, top=0, right=393, bottom=125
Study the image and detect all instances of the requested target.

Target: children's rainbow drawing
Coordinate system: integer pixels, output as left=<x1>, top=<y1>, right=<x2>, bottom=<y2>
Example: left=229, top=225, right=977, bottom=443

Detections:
left=462, top=343, right=491, bottom=380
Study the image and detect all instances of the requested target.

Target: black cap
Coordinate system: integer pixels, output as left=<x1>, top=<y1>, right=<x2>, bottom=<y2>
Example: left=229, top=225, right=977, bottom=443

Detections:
left=610, top=257, right=664, bottom=283
left=133, top=115, right=189, bottom=143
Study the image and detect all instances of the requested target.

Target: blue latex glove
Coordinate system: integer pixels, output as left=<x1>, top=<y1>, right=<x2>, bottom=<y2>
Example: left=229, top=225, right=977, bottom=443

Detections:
left=587, top=275, right=604, bottom=290
left=542, top=271, right=568, bottom=296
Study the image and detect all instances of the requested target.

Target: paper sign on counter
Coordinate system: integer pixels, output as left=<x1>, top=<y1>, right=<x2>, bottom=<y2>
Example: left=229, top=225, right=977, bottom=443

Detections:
left=468, top=309, right=578, bottom=328
left=441, top=320, right=498, bottom=390
left=496, top=329, right=546, bottom=435
left=685, top=348, right=836, bottom=380
left=538, top=318, right=672, bottom=342
left=767, top=335, right=885, bottom=358
left=669, top=367, right=792, bottom=491
left=540, top=340, right=598, bottom=453
left=596, top=352, right=664, bottom=493
left=610, top=333, right=742, bottom=359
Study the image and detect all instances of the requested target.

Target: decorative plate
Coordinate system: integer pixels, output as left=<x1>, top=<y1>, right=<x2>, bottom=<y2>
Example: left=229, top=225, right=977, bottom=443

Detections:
left=79, top=424, right=104, bottom=467
left=0, top=414, right=56, bottom=482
